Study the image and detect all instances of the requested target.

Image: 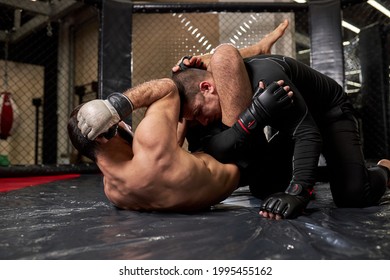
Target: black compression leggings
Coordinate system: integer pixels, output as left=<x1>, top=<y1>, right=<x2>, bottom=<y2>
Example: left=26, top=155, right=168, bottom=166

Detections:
left=246, top=114, right=388, bottom=205
left=321, top=114, right=387, bottom=207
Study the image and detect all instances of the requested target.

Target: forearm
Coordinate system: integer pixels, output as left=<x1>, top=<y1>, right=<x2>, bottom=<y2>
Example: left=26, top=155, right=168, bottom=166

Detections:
left=209, top=44, right=253, bottom=126
left=287, top=115, right=322, bottom=189
left=77, top=78, right=178, bottom=140
left=123, top=78, right=177, bottom=110
left=203, top=123, right=267, bottom=170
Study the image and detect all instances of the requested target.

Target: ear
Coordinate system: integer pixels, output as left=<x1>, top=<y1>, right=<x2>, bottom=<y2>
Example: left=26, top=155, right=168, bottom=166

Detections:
left=199, top=81, right=214, bottom=94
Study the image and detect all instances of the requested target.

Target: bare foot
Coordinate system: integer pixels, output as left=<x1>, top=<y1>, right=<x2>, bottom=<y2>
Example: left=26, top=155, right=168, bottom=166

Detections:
left=378, top=159, right=390, bottom=188
left=257, top=19, right=289, bottom=54
left=172, top=20, right=289, bottom=73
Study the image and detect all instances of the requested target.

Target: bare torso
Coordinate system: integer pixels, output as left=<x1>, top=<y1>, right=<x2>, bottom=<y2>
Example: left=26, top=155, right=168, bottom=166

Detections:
left=96, top=79, right=240, bottom=212
left=100, top=143, right=239, bottom=212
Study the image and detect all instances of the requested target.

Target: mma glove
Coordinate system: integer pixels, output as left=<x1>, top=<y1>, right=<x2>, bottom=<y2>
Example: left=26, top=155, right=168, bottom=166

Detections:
left=173, top=56, right=205, bottom=73
left=77, top=92, right=134, bottom=140
left=235, top=82, right=292, bottom=134
left=260, top=183, right=313, bottom=219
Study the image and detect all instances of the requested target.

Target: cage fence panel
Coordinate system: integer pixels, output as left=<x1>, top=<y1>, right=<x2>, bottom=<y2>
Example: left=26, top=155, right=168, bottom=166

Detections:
left=0, top=2, right=100, bottom=170
left=0, top=0, right=389, bottom=174
left=131, top=11, right=299, bottom=130
left=342, top=0, right=390, bottom=159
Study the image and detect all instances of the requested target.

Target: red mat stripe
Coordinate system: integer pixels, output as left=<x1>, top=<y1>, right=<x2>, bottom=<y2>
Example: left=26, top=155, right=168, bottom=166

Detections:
left=0, top=174, right=81, bottom=192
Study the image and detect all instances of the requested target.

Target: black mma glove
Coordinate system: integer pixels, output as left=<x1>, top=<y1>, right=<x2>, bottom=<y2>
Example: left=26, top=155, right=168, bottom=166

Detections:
left=260, top=183, right=313, bottom=219
left=235, top=81, right=292, bottom=134
left=173, top=56, right=204, bottom=73
left=176, top=56, right=192, bottom=72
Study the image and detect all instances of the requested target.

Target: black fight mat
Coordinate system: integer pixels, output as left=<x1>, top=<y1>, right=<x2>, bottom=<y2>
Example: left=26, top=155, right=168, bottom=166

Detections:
left=1, top=174, right=390, bottom=259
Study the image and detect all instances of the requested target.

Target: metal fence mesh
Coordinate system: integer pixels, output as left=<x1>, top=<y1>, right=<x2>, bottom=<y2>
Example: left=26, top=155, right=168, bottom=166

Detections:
left=131, top=11, right=298, bottom=131
left=0, top=0, right=389, bottom=172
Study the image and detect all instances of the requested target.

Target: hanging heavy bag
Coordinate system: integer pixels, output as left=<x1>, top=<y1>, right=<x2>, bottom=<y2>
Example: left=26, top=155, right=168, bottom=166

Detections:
left=0, top=92, right=15, bottom=140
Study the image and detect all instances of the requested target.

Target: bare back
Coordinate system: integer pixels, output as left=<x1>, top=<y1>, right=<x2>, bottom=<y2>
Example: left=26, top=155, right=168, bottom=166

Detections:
left=101, top=79, right=240, bottom=211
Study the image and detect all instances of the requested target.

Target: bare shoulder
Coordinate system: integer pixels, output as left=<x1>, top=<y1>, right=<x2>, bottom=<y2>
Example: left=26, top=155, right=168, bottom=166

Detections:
left=102, top=169, right=152, bottom=211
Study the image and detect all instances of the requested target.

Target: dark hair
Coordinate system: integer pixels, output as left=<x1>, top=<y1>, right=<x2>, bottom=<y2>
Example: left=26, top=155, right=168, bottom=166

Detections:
left=67, top=104, right=100, bottom=161
left=172, top=68, right=211, bottom=117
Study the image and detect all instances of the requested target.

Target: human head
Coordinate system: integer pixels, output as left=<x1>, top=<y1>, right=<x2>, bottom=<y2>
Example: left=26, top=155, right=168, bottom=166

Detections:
left=68, top=104, right=134, bottom=162
left=172, top=68, right=222, bottom=126
left=67, top=104, right=101, bottom=161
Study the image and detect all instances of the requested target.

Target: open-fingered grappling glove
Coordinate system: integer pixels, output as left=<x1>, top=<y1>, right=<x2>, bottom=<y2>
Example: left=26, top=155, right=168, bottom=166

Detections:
left=260, top=183, right=313, bottom=219
left=235, top=81, right=292, bottom=134
left=77, top=92, right=134, bottom=140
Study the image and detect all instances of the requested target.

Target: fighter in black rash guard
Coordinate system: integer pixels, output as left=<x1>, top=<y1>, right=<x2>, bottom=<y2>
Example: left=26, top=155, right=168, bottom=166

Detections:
left=179, top=54, right=389, bottom=219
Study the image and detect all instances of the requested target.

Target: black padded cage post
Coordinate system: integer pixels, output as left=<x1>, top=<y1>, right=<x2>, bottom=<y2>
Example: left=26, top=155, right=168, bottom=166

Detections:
left=359, top=23, right=390, bottom=160
left=99, top=0, right=132, bottom=98
left=98, top=0, right=133, bottom=123
left=308, top=0, right=344, bottom=87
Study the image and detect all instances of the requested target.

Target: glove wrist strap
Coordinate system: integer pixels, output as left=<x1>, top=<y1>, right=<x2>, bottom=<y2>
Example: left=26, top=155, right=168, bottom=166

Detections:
left=285, top=183, right=313, bottom=198
left=237, top=107, right=265, bottom=134
left=107, top=92, right=134, bottom=119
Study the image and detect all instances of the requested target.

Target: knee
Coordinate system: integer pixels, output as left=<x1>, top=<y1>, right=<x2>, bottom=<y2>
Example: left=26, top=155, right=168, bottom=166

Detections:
left=333, top=196, right=365, bottom=208
left=332, top=186, right=375, bottom=208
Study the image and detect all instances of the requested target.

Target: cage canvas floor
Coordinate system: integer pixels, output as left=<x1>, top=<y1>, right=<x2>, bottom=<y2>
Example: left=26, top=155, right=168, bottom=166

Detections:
left=1, top=174, right=390, bottom=260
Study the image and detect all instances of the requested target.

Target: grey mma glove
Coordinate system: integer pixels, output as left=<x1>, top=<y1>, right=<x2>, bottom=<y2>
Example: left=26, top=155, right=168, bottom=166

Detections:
left=77, top=92, right=133, bottom=140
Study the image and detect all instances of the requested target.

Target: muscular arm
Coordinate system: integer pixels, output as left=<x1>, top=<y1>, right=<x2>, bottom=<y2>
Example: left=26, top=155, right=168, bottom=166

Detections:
left=207, top=18, right=290, bottom=125
left=123, top=78, right=176, bottom=109
left=77, top=78, right=176, bottom=140
left=209, top=44, right=253, bottom=126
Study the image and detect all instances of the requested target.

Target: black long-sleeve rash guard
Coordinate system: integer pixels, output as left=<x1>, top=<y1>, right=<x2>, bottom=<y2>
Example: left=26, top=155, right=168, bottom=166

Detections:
left=187, top=54, right=352, bottom=190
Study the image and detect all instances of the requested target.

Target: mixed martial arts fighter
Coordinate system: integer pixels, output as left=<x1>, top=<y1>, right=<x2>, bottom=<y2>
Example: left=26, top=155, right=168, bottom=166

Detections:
left=172, top=43, right=390, bottom=220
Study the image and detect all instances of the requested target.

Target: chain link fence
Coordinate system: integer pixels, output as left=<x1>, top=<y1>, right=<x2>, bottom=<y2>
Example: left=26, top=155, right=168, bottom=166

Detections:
left=0, top=0, right=389, bottom=174
left=0, top=1, right=100, bottom=172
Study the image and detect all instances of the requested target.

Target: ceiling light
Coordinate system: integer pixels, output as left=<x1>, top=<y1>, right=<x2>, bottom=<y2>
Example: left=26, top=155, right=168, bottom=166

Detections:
left=342, top=20, right=360, bottom=33
left=367, top=0, right=390, bottom=18
left=298, top=49, right=310, bottom=54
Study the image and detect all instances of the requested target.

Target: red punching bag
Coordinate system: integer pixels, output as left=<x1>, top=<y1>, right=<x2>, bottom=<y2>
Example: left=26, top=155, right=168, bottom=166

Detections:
left=0, top=92, right=15, bottom=140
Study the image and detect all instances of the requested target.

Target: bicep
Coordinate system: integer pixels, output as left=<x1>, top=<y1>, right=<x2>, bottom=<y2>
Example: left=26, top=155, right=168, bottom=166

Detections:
left=132, top=90, right=181, bottom=163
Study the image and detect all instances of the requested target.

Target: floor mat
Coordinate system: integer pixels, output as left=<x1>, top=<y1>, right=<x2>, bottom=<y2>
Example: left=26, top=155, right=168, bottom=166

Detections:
left=0, top=174, right=80, bottom=192
left=0, top=174, right=389, bottom=260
